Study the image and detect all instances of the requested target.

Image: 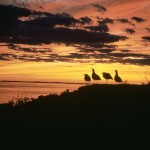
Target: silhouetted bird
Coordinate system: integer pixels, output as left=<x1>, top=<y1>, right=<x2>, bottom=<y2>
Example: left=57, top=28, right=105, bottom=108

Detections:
left=92, top=69, right=101, bottom=83
left=102, top=72, right=113, bottom=83
left=84, top=74, right=91, bottom=84
left=114, top=70, right=122, bottom=83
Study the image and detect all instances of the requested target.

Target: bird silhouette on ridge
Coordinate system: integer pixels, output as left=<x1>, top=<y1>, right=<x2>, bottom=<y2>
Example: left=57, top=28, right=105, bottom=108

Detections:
left=92, top=69, right=101, bottom=84
left=102, top=72, right=113, bottom=84
left=114, top=70, right=122, bottom=83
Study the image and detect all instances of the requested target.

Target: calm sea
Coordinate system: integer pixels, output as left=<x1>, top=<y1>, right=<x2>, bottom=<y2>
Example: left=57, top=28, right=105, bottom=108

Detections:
left=0, top=81, right=84, bottom=103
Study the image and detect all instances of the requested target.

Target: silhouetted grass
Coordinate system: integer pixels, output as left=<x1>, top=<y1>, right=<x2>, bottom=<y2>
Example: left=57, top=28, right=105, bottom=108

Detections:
left=0, top=84, right=150, bottom=149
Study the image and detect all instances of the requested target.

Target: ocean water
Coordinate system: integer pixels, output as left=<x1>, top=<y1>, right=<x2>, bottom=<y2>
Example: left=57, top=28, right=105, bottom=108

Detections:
left=0, top=81, right=83, bottom=103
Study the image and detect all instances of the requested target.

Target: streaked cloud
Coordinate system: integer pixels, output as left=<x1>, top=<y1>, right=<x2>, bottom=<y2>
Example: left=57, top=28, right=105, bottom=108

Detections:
left=0, top=1, right=149, bottom=66
left=142, top=36, right=150, bottom=42
left=124, top=28, right=136, bottom=34
left=131, top=16, right=145, bottom=23
left=91, top=4, right=107, bottom=13
left=0, top=5, right=127, bottom=46
left=8, top=44, right=52, bottom=53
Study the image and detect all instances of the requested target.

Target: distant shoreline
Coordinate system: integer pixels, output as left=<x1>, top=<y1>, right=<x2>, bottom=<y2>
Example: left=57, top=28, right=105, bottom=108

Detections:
left=0, top=80, right=86, bottom=85
left=0, top=80, right=143, bottom=85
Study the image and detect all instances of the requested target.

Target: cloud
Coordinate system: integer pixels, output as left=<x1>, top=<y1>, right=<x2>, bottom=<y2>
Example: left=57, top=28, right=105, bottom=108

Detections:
left=1, top=25, right=127, bottom=46
left=117, top=18, right=131, bottom=24
left=0, top=5, right=127, bottom=55
left=0, top=53, right=16, bottom=61
left=109, top=52, right=150, bottom=58
left=8, top=44, right=52, bottom=53
left=0, top=4, right=126, bottom=47
left=145, top=27, right=150, bottom=32
left=66, top=53, right=86, bottom=59
left=95, top=53, right=150, bottom=65
left=121, top=58, right=150, bottom=65
left=0, top=4, right=31, bottom=17
left=120, top=50, right=131, bottom=53
left=142, top=36, right=150, bottom=42
left=131, top=16, right=145, bottom=23
left=0, top=4, right=149, bottom=66
left=25, top=12, right=94, bottom=28
left=86, top=24, right=109, bottom=32
left=65, top=52, right=150, bottom=65
left=1, top=49, right=149, bottom=66
left=77, top=44, right=116, bottom=53
left=78, top=16, right=93, bottom=25
left=25, top=12, right=77, bottom=28
left=91, top=4, right=107, bottom=13
left=0, top=5, right=31, bottom=35
left=0, top=52, right=59, bottom=62
left=124, top=28, right=136, bottom=34
left=99, top=49, right=115, bottom=53
left=98, top=18, right=114, bottom=24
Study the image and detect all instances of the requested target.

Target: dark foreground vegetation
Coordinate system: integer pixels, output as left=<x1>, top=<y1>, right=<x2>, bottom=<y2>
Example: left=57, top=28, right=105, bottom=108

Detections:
left=0, top=84, right=150, bottom=149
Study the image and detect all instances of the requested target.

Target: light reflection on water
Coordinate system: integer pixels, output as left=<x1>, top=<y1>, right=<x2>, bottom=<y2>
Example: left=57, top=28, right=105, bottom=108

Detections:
left=0, top=82, right=83, bottom=103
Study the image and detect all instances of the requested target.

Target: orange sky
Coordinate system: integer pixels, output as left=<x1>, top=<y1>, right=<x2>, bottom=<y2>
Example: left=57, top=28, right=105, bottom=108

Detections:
left=0, top=0, right=150, bottom=84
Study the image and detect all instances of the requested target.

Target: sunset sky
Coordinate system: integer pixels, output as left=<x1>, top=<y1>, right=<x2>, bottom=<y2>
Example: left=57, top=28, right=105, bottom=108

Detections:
left=0, top=0, right=150, bottom=84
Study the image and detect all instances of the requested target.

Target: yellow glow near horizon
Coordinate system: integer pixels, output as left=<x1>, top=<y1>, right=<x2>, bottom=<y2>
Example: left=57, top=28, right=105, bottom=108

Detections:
left=0, top=61, right=149, bottom=84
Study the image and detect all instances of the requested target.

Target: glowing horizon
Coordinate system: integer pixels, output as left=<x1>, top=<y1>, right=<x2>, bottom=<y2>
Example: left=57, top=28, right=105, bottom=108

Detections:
left=0, top=61, right=149, bottom=85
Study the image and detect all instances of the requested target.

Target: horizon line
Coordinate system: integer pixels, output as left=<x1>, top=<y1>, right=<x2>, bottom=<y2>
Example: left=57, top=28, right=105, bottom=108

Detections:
left=0, top=80, right=86, bottom=85
left=0, top=80, right=144, bottom=85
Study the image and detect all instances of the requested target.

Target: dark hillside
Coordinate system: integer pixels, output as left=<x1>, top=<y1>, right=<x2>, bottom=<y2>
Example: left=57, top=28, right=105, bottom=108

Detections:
left=0, top=84, right=150, bottom=149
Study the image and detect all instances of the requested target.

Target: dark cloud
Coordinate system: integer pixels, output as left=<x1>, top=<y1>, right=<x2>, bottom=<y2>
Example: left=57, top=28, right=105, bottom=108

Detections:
left=67, top=53, right=86, bottom=59
left=1, top=50, right=149, bottom=66
left=0, top=4, right=31, bottom=35
left=145, top=27, right=150, bottom=32
left=0, top=53, right=17, bottom=61
left=0, top=53, right=56, bottom=62
left=121, top=58, right=150, bottom=65
left=25, top=12, right=93, bottom=28
left=8, top=44, right=52, bottom=53
left=109, top=53, right=150, bottom=59
left=1, top=27, right=127, bottom=46
left=65, top=52, right=150, bottom=65
left=1, top=4, right=149, bottom=66
left=0, top=4, right=127, bottom=48
left=142, top=36, right=150, bottom=42
left=25, top=13, right=77, bottom=28
left=91, top=4, right=107, bottom=13
left=86, top=24, right=109, bottom=32
left=98, top=18, right=114, bottom=24
left=76, top=44, right=117, bottom=54
left=96, top=53, right=150, bottom=65
left=120, top=50, right=131, bottom=53
left=26, top=12, right=93, bottom=28
left=98, top=49, right=114, bottom=53
left=0, top=4, right=31, bottom=18
left=117, top=18, right=131, bottom=24
left=124, top=28, right=136, bottom=34
left=131, top=16, right=145, bottom=23
left=78, top=16, right=93, bottom=25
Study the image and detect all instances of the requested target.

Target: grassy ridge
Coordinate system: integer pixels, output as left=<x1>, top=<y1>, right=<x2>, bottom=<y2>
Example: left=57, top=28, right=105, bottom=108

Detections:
left=0, top=84, right=150, bottom=149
